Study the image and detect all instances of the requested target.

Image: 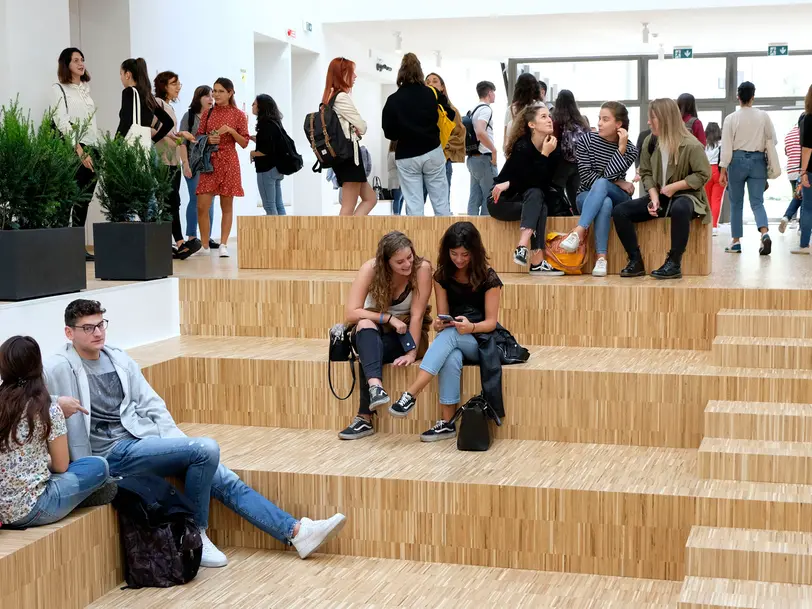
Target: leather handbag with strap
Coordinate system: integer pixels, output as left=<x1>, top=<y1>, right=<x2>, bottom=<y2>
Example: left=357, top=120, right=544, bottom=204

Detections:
left=372, top=176, right=394, bottom=201
left=450, top=393, right=502, bottom=452
left=328, top=323, right=356, bottom=401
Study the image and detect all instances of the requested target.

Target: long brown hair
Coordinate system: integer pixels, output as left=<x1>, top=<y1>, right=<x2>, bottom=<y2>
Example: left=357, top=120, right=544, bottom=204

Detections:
left=322, top=57, right=355, bottom=104
left=397, top=53, right=424, bottom=87
left=805, top=84, right=812, bottom=115
left=504, top=104, right=544, bottom=158
left=121, top=58, right=157, bottom=109
left=0, top=336, right=52, bottom=451
left=650, top=98, right=690, bottom=166
left=368, top=232, right=423, bottom=311
left=434, top=222, right=490, bottom=291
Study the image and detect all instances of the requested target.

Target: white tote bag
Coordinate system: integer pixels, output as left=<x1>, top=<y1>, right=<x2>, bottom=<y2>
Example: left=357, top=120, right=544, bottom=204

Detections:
left=763, top=112, right=782, bottom=180
left=124, top=87, right=153, bottom=152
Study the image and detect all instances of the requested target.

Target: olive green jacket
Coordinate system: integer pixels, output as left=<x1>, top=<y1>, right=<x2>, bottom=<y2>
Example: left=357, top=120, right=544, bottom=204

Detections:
left=640, top=133, right=712, bottom=224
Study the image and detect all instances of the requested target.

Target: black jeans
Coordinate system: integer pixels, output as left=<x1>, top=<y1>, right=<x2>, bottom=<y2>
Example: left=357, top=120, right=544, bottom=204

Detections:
left=353, top=327, right=405, bottom=415
left=487, top=187, right=548, bottom=250
left=72, top=145, right=98, bottom=227
left=611, top=194, right=694, bottom=257
left=168, top=166, right=183, bottom=243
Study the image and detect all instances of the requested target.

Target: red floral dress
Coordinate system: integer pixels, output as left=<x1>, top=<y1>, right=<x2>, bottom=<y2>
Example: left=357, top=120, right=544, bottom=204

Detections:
left=196, top=104, right=249, bottom=197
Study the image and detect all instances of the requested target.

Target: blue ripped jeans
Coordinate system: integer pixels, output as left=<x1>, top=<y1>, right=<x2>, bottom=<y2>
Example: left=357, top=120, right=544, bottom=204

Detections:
left=106, top=436, right=298, bottom=544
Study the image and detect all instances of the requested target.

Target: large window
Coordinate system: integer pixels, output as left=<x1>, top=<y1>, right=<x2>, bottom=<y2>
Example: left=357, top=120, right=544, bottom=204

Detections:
left=518, top=59, right=637, bottom=102
left=648, top=57, right=727, bottom=100
left=737, top=55, right=812, bottom=98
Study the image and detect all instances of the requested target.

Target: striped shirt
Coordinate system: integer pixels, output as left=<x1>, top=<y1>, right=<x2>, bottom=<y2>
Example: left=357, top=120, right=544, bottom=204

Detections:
left=785, top=126, right=801, bottom=174
left=576, top=131, right=638, bottom=193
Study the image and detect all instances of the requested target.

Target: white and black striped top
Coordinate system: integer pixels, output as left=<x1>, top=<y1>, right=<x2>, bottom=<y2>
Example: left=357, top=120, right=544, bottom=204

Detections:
left=576, top=131, right=638, bottom=193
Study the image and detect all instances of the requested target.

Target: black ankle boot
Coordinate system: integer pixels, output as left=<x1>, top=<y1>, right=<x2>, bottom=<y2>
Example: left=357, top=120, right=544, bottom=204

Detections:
left=651, top=252, right=683, bottom=280
left=620, top=252, right=646, bottom=277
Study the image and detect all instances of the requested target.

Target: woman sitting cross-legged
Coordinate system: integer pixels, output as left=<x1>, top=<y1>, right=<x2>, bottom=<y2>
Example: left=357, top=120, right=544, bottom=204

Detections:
left=1, top=336, right=111, bottom=529
left=486, top=104, right=565, bottom=277
left=560, top=101, right=638, bottom=277
left=611, top=98, right=711, bottom=280
left=338, top=231, right=433, bottom=440
left=390, top=222, right=504, bottom=442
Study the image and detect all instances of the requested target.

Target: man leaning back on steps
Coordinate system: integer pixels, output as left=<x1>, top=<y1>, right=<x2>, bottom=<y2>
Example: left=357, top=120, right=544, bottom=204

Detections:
left=45, top=299, right=346, bottom=568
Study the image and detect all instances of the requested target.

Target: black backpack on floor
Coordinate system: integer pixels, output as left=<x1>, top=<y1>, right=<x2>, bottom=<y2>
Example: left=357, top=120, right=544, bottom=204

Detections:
left=303, top=95, right=354, bottom=173
left=112, top=474, right=202, bottom=589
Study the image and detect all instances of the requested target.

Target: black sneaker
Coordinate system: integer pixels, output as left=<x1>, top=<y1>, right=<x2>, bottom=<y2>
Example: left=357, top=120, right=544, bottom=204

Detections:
left=513, top=246, right=529, bottom=266
left=389, top=392, right=416, bottom=418
left=759, top=233, right=772, bottom=256
left=338, top=416, right=375, bottom=440
left=529, top=260, right=564, bottom=276
left=177, top=238, right=202, bottom=260
left=85, top=251, right=95, bottom=262
left=368, top=385, right=390, bottom=411
left=420, top=420, right=457, bottom=442
left=209, top=239, right=221, bottom=250
left=77, top=479, right=118, bottom=508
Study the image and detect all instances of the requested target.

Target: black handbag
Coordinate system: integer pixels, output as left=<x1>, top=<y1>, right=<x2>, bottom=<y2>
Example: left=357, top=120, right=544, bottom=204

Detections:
left=450, top=393, right=502, bottom=451
left=328, top=324, right=356, bottom=400
left=372, top=176, right=394, bottom=201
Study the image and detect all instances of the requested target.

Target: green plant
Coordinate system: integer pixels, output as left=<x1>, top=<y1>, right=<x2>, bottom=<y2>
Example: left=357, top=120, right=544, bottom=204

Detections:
left=94, top=133, right=172, bottom=223
left=0, top=99, right=87, bottom=230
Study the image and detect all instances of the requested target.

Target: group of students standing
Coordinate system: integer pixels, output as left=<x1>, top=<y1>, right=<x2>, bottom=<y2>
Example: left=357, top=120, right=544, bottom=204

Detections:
left=52, top=47, right=293, bottom=261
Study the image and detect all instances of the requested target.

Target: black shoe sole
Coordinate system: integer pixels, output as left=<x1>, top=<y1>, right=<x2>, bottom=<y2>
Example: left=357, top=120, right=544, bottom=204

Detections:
left=369, top=395, right=390, bottom=412
left=759, top=238, right=772, bottom=256
left=651, top=272, right=682, bottom=280
left=388, top=405, right=413, bottom=418
left=78, top=480, right=118, bottom=508
left=620, top=270, right=646, bottom=277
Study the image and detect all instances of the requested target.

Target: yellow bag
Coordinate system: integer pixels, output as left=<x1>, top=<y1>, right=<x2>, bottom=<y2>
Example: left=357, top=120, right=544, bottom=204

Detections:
left=431, top=86, right=455, bottom=149
left=545, top=231, right=589, bottom=275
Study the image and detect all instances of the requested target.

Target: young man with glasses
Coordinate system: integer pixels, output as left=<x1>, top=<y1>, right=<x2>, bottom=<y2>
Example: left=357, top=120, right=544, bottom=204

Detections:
left=45, top=299, right=346, bottom=568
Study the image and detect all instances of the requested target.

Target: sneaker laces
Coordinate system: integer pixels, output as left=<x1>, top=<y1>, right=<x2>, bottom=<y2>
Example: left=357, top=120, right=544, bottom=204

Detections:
left=431, top=420, right=447, bottom=431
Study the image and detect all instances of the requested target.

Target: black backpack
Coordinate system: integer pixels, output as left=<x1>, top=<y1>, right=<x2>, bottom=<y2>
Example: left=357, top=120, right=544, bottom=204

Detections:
left=303, top=95, right=354, bottom=173
left=272, top=121, right=303, bottom=175
left=112, top=475, right=202, bottom=589
left=463, top=104, right=491, bottom=156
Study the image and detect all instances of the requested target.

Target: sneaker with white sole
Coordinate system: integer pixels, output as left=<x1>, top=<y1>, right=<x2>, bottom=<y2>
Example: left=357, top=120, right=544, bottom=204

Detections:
left=292, top=514, right=347, bottom=559
left=199, top=530, right=228, bottom=567
left=791, top=246, right=811, bottom=255
left=368, top=385, right=390, bottom=411
left=779, top=216, right=790, bottom=234
left=529, top=260, right=565, bottom=276
left=560, top=232, right=581, bottom=253
left=513, top=245, right=529, bottom=266
left=219, top=245, right=230, bottom=258
left=192, top=248, right=211, bottom=257
left=338, top=416, right=375, bottom=440
left=420, top=420, right=457, bottom=442
left=591, top=258, right=608, bottom=277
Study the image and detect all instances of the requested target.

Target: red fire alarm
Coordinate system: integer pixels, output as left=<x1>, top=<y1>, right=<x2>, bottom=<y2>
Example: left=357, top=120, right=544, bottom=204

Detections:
left=287, top=29, right=296, bottom=39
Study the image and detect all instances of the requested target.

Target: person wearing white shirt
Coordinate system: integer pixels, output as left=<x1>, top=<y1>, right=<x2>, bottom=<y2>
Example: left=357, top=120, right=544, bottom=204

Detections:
left=719, top=81, right=777, bottom=255
left=54, top=48, right=101, bottom=261
left=466, top=81, right=498, bottom=216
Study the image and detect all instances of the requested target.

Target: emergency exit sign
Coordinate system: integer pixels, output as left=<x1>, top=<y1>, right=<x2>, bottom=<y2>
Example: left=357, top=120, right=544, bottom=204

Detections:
left=673, top=47, right=693, bottom=59
left=768, top=44, right=788, bottom=56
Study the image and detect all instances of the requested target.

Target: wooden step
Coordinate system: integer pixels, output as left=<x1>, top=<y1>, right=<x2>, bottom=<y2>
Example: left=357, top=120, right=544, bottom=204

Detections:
left=712, top=336, right=812, bottom=370
left=686, top=527, right=812, bottom=586
left=679, top=576, right=812, bottom=608
left=717, top=309, right=812, bottom=340
left=90, top=548, right=682, bottom=608
left=179, top=422, right=812, bottom=582
left=237, top=214, right=712, bottom=275
left=0, top=506, right=121, bottom=609
left=704, top=401, right=812, bottom=443
left=698, top=437, right=812, bottom=485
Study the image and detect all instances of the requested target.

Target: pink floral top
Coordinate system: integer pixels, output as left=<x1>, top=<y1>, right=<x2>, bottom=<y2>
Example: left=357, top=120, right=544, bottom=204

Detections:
left=0, top=403, right=66, bottom=524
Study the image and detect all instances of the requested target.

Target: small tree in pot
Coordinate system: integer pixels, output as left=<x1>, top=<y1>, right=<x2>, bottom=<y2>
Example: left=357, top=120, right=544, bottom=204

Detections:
left=0, top=100, right=89, bottom=300
left=93, top=133, right=174, bottom=281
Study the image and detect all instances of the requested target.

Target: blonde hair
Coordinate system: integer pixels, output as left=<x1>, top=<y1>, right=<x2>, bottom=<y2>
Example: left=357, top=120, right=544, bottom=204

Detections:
left=649, top=98, right=690, bottom=166
left=368, top=232, right=422, bottom=312
left=504, top=104, right=545, bottom=158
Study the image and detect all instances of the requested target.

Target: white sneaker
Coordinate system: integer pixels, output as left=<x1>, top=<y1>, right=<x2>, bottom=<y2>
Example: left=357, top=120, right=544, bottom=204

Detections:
left=219, top=245, right=230, bottom=258
left=712, top=228, right=718, bottom=237
left=592, top=258, right=608, bottom=277
left=791, top=246, right=811, bottom=255
left=199, top=530, right=228, bottom=567
left=779, top=216, right=789, bottom=234
left=560, top=232, right=580, bottom=253
left=292, top=514, right=346, bottom=559
left=193, top=248, right=211, bottom=257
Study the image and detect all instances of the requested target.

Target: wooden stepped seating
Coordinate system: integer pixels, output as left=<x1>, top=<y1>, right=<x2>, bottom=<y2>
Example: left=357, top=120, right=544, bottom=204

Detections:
left=712, top=335, right=812, bottom=370
left=176, top=421, right=812, bottom=582
left=0, top=506, right=121, bottom=609
left=678, top=576, right=812, bottom=608
left=89, top=548, right=682, bottom=608
left=237, top=215, right=712, bottom=276
left=685, top=526, right=812, bottom=587
left=704, top=400, right=812, bottom=443
left=717, top=309, right=812, bottom=340
left=698, top=437, right=812, bottom=485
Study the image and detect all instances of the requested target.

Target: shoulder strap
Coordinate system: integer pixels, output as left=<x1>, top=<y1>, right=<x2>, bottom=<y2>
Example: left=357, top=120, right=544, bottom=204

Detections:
left=55, top=83, right=68, bottom=113
left=203, top=106, right=214, bottom=132
left=131, top=87, right=140, bottom=126
left=430, top=86, right=439, bottom=101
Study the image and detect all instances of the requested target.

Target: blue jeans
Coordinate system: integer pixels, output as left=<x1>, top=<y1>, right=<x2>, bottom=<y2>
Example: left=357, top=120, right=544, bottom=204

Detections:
left=392, top=188, right=403, bottom=215
left=419, top=328, right=480, bottom=405
left=6, top=457, right=109, bottom=527
left=107, top=437, right=298, bottom=544
left=396, top=146, right=451, bottom=216
left=424, top=159, right=453, bottom=204
left=257, top=168, right=286, bottom=216
left=185, top=173, right=214, bottom=238
left=801, top=184, right=812, bottom=248
left=575, top=179, right=631, bottom=255
left=784, top=179, right=802, bottom=220
left=467, top=154, right=496, bottom=216
left=727, top=150, right=768, bottom=239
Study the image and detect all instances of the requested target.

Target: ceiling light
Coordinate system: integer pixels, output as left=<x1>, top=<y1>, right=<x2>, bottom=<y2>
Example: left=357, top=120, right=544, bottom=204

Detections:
left=642, top=22, right=650, bottom=44
left=394, top=31, right=402, bottom=53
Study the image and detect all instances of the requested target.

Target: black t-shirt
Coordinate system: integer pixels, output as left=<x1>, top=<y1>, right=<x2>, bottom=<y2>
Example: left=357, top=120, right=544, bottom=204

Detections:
left=801, top=114, right=811, bottom=172
left=438, top=268, right=503, bottom=319
left=254, top=119, right=284, bottom=173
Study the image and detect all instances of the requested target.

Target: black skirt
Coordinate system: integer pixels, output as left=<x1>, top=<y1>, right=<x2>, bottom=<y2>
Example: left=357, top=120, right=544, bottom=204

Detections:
left=333, top=157, right=366, bottom=186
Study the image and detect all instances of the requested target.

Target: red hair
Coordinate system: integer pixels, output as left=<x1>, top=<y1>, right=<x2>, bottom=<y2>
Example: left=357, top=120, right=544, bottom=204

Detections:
left=322, top=57, right=355, bottom=104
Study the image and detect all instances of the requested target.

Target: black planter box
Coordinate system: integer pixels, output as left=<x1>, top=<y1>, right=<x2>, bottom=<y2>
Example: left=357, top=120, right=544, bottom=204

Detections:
left=0, top=227, right=86, bottom=301
left=93, top=222, right=173, bottom=281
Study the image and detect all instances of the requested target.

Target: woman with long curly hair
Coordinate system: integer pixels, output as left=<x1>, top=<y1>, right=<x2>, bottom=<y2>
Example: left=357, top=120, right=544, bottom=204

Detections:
left=0, top=336, right=110, bottom=528
left=486, top=104, right=565, bottom=276
left=339, top=232, right=433, bottom=440
left=390, top=222, right=504, bottom=442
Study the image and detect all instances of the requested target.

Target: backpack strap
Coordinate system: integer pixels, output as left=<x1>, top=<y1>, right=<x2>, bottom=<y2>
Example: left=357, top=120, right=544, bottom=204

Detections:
left=470, top=103, right=492, bottom=130
left=55, top=83, right=68, bottom=114
left=202, top=106, right=214, bottom=133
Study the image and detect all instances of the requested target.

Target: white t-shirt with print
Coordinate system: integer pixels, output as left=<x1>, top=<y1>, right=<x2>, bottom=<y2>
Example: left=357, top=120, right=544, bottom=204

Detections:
left=472, top=103, right=494, bottom=155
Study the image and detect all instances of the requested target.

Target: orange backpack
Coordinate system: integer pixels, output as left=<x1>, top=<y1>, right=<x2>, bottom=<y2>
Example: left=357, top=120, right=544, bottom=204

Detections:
left=544, top=231, right=589, bottom=275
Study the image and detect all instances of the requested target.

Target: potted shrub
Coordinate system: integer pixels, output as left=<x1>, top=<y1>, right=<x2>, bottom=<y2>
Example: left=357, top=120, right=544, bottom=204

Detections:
left=93, top=133, right=173, bottom=281
left=0, top=100, right=88, bottom=301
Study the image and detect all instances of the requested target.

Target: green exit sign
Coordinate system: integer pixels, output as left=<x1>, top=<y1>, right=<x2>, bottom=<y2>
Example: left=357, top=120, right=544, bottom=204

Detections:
left=673, top=47, right=693, bottom=59
left=768, top=44, right=788, bottom=56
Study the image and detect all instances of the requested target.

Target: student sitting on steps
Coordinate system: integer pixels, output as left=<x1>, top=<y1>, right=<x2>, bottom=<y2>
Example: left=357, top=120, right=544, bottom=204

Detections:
left=338, top=232, right=433, bottom=440
left=45, top=299, right=346, bottom=567
left=0, top=336, right=111, bottom=529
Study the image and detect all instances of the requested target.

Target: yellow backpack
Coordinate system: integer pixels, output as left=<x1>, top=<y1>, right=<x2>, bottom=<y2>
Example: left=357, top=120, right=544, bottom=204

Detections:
left=545, top=231, right=589, bottom=275
left=430, top=86, right=456, bottom=149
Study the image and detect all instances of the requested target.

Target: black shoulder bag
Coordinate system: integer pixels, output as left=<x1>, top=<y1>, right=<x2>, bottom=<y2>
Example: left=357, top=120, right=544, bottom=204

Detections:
left=450, top=393, right=502, bottom=451
left=328, top=324, right=357, bottom=400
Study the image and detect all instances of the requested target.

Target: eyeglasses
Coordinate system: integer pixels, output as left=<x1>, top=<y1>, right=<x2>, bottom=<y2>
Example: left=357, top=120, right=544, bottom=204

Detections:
left=72, top=319, right=109, bottom=334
